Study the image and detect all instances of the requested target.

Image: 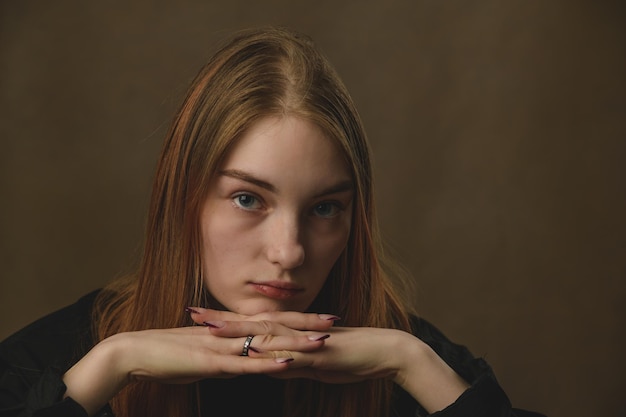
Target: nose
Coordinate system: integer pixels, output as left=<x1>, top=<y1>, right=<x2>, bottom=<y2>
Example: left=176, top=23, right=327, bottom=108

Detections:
left=266, top=213, right=305, bottom=270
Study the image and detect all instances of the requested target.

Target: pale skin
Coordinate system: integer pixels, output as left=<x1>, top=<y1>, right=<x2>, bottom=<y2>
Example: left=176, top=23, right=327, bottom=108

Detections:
left=63, top=116, right=469, bottom=416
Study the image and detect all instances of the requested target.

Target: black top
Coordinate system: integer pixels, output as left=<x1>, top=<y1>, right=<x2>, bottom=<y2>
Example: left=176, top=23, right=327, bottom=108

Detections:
left=0, top=291, right=545, bottom=417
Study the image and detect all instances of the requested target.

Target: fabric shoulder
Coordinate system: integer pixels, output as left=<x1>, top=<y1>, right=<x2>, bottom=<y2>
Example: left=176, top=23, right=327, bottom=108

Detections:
left=408, top=316, right=493, bottom=385
left=0, top=290, right=101, bottom=372
left=409, top=316, right=476, bottom=365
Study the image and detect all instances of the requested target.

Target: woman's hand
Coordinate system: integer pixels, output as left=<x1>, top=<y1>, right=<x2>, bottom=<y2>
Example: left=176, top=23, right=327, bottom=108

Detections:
left=62, top=324, right=328, bottom=416
left=187, top=309, right=470, bottom=414
left=205, top=323, right=405, bottom=382
left=186, top=306, right=340, bottom=332
left=278, top=326, right=470, bottom=413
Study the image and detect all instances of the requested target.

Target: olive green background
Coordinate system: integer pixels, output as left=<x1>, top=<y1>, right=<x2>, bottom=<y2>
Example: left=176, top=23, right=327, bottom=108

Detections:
left=1, top=2, right=624, bottom=416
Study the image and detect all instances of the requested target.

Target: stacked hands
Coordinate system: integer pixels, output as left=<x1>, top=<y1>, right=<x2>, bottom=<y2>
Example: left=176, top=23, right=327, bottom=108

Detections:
left=184, top=308, right=404, bottom=384
left=64, top=308, right=468, bottom=415
left=117, top=307, right=412, bottom=385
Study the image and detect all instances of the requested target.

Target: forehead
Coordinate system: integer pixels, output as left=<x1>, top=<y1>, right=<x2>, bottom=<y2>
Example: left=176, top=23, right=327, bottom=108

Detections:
left=220, top=116, right=351, bottom=181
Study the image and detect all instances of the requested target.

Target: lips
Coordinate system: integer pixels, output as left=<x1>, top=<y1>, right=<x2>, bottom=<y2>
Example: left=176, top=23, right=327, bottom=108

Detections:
left=249, top=281, right=304, bottom=299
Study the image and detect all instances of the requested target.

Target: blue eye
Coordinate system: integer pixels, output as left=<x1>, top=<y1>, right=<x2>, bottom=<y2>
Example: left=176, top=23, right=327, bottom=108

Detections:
left=233, top=194, right=261, bottom=210
left=313, top=202, right=340, bottom=218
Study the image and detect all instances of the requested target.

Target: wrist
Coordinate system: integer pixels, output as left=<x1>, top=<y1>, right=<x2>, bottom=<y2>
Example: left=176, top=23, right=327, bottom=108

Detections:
left=392, top=334, right=469, bottom=414
left=391, top=332, right=430, bottom=387
left=63, top=334, right=131, bottom=416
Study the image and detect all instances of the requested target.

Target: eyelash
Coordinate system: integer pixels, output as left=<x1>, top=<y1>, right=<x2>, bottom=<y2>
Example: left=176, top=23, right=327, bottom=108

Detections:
left=232, top=193, right=263, bottom=211
left=231, top=193, right=344, bottom=218
left=311, top=201, right=343, bottom=218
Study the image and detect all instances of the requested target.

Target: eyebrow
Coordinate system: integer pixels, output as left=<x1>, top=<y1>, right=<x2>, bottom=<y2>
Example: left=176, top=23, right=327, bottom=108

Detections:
left=219, top=169, right=354, bottom=197
left=220, top=169, right=277, bottom=192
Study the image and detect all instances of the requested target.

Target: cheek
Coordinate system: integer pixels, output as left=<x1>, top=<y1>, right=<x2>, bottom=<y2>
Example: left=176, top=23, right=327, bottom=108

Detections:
left=203, top=219, right=259, bottom=262
left=202, top=202, right=258, bottom=246
left=310, top=221, right=352, bottom=270
left=201, top=208, right=258, bottom=276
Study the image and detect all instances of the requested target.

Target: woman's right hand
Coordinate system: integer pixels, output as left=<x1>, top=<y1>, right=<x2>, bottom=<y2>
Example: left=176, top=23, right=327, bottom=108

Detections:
left=62, top=326, right=328, bottom=416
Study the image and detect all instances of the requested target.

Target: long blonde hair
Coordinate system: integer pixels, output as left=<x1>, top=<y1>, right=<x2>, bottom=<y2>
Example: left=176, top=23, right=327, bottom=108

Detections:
left=93, top=26, right=413, bottom=417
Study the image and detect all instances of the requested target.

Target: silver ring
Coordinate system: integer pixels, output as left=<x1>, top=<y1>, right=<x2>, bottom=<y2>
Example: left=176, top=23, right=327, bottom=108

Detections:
left=241, top=335, right=254, bottom=356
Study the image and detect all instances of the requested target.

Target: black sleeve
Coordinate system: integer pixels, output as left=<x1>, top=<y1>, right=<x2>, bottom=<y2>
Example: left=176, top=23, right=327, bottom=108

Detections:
left=0, top=364, right=87, bottom=417
left=0, top=291, right=113, bottom=417
left=405, top=316, right=546, bottom=417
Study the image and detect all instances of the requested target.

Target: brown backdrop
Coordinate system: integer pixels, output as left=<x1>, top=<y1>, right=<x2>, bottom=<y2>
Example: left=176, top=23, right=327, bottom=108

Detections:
left=1, top=2, right=624, bottom=416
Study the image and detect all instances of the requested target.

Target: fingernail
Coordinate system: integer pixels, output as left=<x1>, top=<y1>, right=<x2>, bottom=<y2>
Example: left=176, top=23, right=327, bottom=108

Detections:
left=275, top=358, right=294, bottom=363
left=203, top=320, right=225, bottom=328
left=318, top=314, right=341, bottom=321
left=308, top=334, right=331, bottom=341
left=185, top=307, right=200, bottom=314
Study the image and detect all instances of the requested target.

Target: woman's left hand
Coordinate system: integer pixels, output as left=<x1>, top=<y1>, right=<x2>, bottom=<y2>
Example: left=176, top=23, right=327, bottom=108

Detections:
left=187, top=309, right=470, bottom=413
left=187, top=306, right=339, bottom=332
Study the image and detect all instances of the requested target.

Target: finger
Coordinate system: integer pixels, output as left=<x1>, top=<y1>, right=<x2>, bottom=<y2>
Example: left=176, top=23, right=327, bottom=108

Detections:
left=249, top=311, right=340, bottom=331
left=186, top=307, right=339, bottom=330
left=189, top=326, right=328, bottom=357
left=214, top=355, right=295, bottom=376
left=185, top=307, right=247, bottom=325
left=241, top=333, right=330, bottom=355
left=205, top=319, right=306, bottom=338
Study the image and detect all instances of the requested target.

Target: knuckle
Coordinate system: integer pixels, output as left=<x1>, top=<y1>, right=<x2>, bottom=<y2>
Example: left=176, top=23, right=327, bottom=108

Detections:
left=257, top=320, right=274, bottom=333
left=255, top=334, right=275, bottom=346
left=270, top=350, right=293, bottom=359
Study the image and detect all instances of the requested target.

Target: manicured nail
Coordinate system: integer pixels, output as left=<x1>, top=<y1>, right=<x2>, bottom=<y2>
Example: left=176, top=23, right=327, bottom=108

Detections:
left=185, top=307, right=200, bottom=314
left=275, top=357, right=294, bottom=363
left=203, top=320, right=225, bottom=328
left=318, top=314, right=341, bottom=321
left=308, top=334, right=331, bottom=341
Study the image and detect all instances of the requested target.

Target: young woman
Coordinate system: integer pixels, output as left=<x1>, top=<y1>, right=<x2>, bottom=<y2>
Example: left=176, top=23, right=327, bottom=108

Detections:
left=0, top=27, right=544, bottom=417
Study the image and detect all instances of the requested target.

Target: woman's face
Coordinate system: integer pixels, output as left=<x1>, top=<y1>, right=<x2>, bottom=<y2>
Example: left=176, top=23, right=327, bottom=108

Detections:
left=200, top=116, right=354, bottom=315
